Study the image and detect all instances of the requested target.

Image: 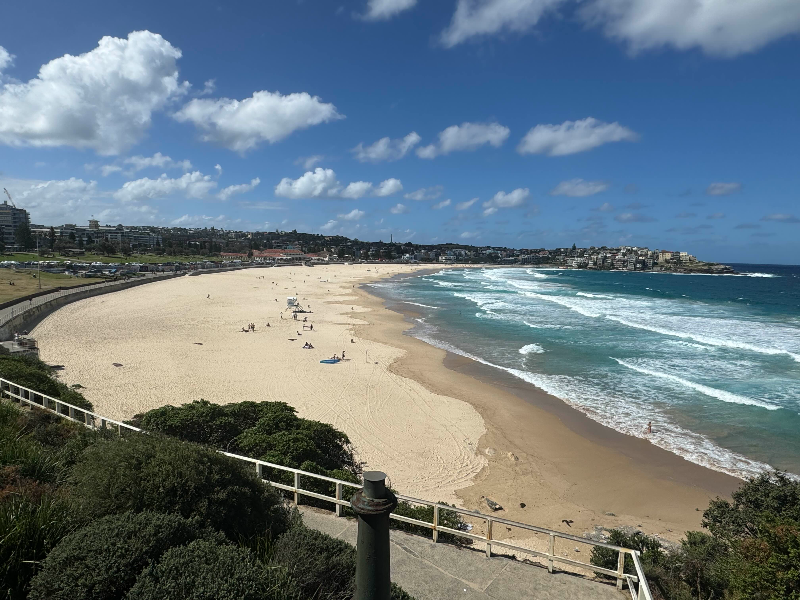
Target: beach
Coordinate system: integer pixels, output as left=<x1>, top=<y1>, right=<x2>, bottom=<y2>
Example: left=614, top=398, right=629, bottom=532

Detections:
left=33, top=264, right=739, bottom=543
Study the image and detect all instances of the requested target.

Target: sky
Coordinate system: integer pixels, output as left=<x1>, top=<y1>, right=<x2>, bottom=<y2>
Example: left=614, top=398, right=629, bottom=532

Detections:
left=0, top=0, right=798, bottom=263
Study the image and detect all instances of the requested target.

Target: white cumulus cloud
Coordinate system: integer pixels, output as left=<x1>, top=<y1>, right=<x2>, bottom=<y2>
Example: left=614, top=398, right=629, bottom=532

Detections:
left=550, top=179, right=610, bottom=197
left=275, top=168, right=341, bottom=199
left=0, top=47, right=14, bottom=73
left=339, top=209, right=366, bottom=221
left=482, top=188, right=529, bottom=216
left=417, top=122, right=510, bottom=159
left=404, top=185, right=443, bottom=201
left=123, top=152, right=192, bottom=175
left=296, top=155, right=324, bottom=169
left=456, top=198, right=478, bottom=210
left=706, top=182, right=742, bottom=196
left=174, top=90, right=343, bottom=153
left=352, top=132, right=421, bottom=162
left=274, top=169, right=401, bottom=200
left=440, top=0, right=565, bottom=48
left=114, top=171, right=217, bottom=203
left=460, top=231, right=479, bottom=239
left=439, top=0, right=800, bottom=57
left=518, top=117, right=638, bottom=156
left=340, top=181, right=374, bottom=199
left=374, top=178, right=403, bottom=197
left=390, top=203, right=409, bottom=214
left=361, top=0, right=418, bottom=20
left=0, top=31, right=187, bottom=155
left=433, top=199, right=452, bottom=209
left=581, top=0, right=800, bottom=57
left=218, top=177, right=260, bottom=201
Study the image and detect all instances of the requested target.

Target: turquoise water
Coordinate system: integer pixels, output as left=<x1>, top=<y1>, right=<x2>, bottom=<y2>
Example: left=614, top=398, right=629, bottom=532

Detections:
left=370, top=264, right=800, bottom=478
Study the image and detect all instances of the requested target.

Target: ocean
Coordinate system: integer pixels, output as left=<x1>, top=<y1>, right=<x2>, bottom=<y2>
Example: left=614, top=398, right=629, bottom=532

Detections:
left=368, top=264, right=800, bottom=479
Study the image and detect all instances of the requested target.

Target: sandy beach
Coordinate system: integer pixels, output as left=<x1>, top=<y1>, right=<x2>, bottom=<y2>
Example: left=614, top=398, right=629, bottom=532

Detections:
left=33, top=264, right=739, bottom=544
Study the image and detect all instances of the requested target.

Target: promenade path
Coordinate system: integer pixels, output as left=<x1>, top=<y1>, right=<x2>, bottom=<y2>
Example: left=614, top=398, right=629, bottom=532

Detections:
left=0, top=272, right=175, bottom=326
left=300, top=508, right=623, bottom=600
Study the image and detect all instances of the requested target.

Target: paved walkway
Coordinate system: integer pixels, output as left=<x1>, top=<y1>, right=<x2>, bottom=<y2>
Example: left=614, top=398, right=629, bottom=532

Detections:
left=300, top=508, right=623, bottom=600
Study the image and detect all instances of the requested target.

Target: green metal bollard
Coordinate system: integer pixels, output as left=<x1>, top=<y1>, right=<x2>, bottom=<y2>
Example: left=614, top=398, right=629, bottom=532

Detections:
left=351, top=471, right=398, bottom=600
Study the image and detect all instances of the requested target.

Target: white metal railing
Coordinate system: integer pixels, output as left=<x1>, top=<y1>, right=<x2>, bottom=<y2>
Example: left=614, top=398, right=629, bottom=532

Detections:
left=1, top=378, right=652, bottom=599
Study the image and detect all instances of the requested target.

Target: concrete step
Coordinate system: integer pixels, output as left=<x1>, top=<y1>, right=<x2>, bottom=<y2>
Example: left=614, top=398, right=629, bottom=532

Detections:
left=299, top=507, right=624, bottom=600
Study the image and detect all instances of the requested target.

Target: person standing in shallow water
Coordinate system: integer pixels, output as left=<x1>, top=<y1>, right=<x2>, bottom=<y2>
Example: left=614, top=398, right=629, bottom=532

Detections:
left=647, top=422, right=652, bottom=434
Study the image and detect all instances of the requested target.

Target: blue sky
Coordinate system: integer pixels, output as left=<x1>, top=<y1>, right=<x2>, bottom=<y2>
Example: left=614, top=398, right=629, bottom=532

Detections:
left=0, top=0, right=798, bottom=263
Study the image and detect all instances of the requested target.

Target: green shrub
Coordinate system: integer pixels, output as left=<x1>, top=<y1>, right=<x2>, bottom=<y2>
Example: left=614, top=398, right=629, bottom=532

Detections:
left=70, top=434, right=289, bottom=541
left=391, top=499, right=468, bottom=545
left=126, top=539, right=300, bottom=600
left=0, top=355, right=92, bottom=411
left=0, top=493, right=80, bottom=600
left=131, top=400, right=359, bottom=475
left=270, top=525, right=355, bottom=599
left=728, top=521, right=800, bottom=600
left=702, top=471, right=800, bottom=542
left=28, top=511, right=226, bottom=600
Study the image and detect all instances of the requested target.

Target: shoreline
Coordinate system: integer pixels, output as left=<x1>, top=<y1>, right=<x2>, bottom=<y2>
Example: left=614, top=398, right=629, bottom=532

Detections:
left=31, top=263, right=740, bottom=544
left=355, top=273, right=740, bottom=542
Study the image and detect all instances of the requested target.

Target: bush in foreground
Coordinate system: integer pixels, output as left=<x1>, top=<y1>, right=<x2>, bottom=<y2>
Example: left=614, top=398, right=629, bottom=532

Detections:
left=591, top=472, right=800, bottom=600
left=0, top=493, right=79, bottom=600
left=132, top=399, right=359, bottom=474
left=270, top=525, right=356, bottom=599
left=70, top=434, right=289, bottom=541
left=126, top=539, right=299, bottom=600
left=28, top=511, right=225, bottom=600
left=0, top=354, right=92, bottom=410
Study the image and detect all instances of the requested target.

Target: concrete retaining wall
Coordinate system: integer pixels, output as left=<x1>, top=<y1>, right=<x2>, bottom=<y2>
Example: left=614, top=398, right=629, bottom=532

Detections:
left=0, top=274, right=182, bottom=341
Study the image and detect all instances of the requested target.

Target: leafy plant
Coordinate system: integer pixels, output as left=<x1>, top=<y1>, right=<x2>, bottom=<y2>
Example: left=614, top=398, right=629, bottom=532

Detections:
left=28, top=511, right=226, bottom=600
left=126, top=539, right=300, bottom=600
left=70, top=434, right=289, bottom=542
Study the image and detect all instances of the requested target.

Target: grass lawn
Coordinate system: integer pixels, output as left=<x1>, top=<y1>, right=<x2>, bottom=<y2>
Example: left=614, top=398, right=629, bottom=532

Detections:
left=0, top=269, right=105, bottom=304
left=5, top=253, right=215, bottom=264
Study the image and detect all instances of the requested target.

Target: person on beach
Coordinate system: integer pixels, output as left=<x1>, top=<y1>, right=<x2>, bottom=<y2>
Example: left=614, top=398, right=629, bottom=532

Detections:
left=342, top=350, right=346, bottom=360
left=266, top=323, right=270, bottom=327
left=207, top=294, right=210, bottom=299
left=310, top=323, right=313, bottom=331
left=647, top=422, right=652, bottom=434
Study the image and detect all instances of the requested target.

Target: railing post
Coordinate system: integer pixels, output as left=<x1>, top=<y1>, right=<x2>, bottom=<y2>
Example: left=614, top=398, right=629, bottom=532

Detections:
left=335, top=482, right=343, bottom=517
left=350, top=471, right=398, bottom=600
left=432, top=505, right=439, bottom=543
left=293, top=471, right=300, bottom=505
left=256, top=463, right=263, bottom=480
left=486, top=518, right=493, bottom=558
left=548, top=534, right=555, bottom=573
left=69, top=406, right=75, bottom=420
left=617, top=551, right=625, bottom=590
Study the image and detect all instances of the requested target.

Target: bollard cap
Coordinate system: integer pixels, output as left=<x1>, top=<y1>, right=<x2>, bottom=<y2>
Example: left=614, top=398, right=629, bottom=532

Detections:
left=362, top=471, right=387, bottom=499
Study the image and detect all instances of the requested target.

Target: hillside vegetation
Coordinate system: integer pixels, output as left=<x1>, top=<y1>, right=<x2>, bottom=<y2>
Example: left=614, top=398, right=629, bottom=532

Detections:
left=591, top=472, right=800, bottom=599
left=0, top=399, right=415, bottom=600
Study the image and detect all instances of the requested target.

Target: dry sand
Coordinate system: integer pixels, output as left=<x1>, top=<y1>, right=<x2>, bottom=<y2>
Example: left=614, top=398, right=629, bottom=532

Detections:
left=34, top=263, right=738, bottom=546
left=34, top=264, right=486, bottom=501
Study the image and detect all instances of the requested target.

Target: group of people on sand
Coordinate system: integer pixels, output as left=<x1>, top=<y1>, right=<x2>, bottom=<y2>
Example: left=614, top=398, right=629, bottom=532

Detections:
left=303, top=342, right=315, bottom=349
left=241, top=323, right=257, bottom=332
left=328, top=350, right=346, bottom=361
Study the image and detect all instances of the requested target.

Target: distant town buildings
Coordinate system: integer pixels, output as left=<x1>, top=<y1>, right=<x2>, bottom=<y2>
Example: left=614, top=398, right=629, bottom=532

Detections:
left=0, top=200, right=30, bottom=249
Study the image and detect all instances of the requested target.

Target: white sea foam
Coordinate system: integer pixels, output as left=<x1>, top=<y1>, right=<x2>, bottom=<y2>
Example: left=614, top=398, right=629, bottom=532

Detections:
left=410, top=330, right=779, bottom=479
left=612, top=358, right=781, bottom=411
left=741, top=272, right=778, bottom=278
left=519, top=343, right=545, bottom=354
left=605, top=316, right=800, bottom=363
left=576, top=292, right=614, bottom=299
left=404, top=301, right=439, bottom=309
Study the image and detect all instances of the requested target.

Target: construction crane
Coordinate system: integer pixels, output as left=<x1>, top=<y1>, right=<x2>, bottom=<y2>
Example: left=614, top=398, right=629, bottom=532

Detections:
left=3, top=188, right=15, bottom=207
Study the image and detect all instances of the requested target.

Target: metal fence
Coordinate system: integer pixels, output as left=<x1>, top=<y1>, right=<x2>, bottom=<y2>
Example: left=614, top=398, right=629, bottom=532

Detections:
left=1, top=377, right=652, bottom=600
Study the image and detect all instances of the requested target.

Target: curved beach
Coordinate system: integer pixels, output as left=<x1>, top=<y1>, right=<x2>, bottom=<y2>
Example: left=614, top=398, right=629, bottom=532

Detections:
left=33, top=263, right=738, bottom=541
